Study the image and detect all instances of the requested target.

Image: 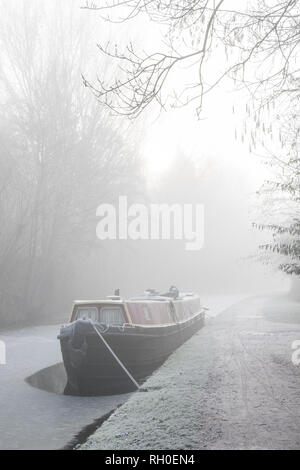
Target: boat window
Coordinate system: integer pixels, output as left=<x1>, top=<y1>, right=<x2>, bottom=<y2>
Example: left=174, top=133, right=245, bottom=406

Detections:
left=100, top=307, right=124, bottom=325
left=167, top=306, right=173, bottom=322
left=143, top=306, right=151, bottom=321
left=75, top=306, right=98, bottom=321
left=169, top=302, right=178, bottom=322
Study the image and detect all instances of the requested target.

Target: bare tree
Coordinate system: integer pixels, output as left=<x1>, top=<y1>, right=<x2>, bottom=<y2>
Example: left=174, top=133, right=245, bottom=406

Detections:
left=83, top=0, right=300, bottom=284
left=254, top=106, right=300, bottom=276
left=82, top=0, right=300, bottom=118
left=0, top=0, right=143, bottom=326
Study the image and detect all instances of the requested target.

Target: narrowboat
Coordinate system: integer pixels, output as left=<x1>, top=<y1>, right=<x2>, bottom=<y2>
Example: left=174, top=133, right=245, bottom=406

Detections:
left=58, top=288, right=205, bottom=396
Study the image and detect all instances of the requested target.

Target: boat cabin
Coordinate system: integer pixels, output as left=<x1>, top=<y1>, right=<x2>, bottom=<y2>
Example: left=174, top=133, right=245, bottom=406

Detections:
left=70, top=294, right=201, bottom=327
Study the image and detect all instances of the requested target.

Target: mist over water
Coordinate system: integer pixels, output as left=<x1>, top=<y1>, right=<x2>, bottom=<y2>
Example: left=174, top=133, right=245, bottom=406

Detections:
left=1, top=0, right=300, bottom=454
left=0, top=0, right=287, bottom=330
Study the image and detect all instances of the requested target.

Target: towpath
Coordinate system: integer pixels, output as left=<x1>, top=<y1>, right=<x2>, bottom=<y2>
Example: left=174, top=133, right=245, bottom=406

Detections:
left=0, top=294, right=255, bottom=450
left=80, top=295, right=300, bottom=450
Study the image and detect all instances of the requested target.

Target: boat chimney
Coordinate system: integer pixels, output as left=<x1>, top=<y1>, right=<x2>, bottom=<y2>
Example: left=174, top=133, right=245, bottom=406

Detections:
left=107, top=288, right=121, bottom=301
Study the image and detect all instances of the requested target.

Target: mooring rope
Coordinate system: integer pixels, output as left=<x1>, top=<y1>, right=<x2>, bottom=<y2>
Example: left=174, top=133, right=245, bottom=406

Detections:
left=90, top=322, right=140, bottom=391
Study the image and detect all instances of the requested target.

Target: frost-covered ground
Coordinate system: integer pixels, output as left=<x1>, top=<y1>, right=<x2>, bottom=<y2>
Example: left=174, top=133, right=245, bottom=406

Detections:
left=81, top=295, right=300, bottom=450
left=1, top=293, right=298, bottom=450
left=200, top=293, right=247, bottom=317
left=0, top=294, right=246, bottom=450
left=0, top=324, right=130, bottom=450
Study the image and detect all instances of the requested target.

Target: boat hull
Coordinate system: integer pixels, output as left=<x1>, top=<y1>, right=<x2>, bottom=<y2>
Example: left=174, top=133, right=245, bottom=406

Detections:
left=59, top=310, right=205, bottom=396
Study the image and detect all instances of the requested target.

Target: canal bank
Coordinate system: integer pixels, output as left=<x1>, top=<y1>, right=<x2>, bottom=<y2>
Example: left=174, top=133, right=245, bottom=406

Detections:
left=80, top=295, right=300, bottom=450
left=0, top=294, right=257, bottom=450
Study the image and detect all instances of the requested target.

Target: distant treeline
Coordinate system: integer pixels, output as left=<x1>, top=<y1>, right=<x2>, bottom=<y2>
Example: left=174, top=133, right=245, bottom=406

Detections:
left=0, top=1, right=143, bottom=328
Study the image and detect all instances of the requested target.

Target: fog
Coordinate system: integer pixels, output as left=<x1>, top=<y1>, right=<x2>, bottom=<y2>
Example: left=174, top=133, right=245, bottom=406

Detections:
left=0, top=0, right=288, bottom=330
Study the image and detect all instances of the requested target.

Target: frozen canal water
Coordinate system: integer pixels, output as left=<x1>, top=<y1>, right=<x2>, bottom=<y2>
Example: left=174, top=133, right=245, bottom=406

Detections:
left=0, top=294, right=246, bottom=450
left=0, top=324, right=131, bottom=450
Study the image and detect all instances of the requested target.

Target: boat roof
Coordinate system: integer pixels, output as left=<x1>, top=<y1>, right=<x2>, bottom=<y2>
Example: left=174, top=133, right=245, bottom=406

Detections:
left=129, top=296, right=171, bottom=302
left=73, top=299, right=124, bottom=305
left=73, top=293, right=198, bottom=305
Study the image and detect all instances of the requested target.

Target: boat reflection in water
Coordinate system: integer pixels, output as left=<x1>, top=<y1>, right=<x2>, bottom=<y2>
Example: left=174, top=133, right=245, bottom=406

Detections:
left=58, top=287, right=205, bottom=396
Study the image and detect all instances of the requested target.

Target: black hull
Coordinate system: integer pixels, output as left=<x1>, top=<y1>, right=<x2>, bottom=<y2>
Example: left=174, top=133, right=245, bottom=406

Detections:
left=59, top=311, right=205, bottom=396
